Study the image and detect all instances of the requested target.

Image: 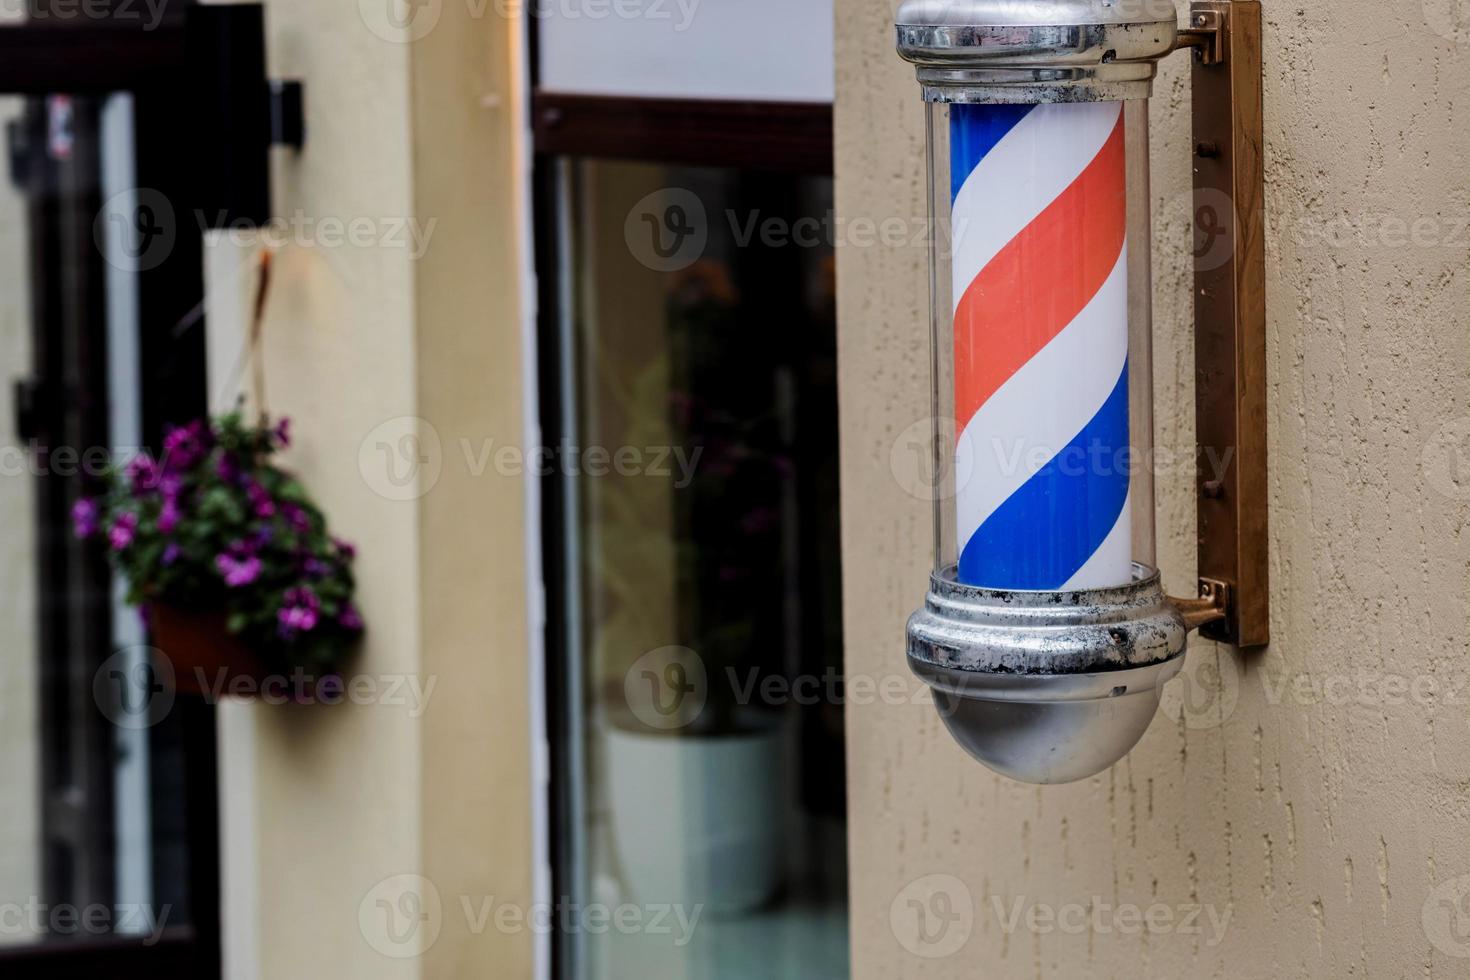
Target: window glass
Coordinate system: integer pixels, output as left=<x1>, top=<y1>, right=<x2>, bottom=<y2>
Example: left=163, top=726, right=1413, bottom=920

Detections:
left=551, top=158, right=848, bottom=979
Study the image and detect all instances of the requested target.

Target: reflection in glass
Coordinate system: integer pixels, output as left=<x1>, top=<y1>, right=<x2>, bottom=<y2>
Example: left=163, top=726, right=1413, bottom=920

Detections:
left=554, top=159, right=848, bottom=979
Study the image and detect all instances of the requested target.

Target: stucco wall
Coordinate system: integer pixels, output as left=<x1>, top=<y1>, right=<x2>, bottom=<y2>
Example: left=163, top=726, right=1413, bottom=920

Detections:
left=0, top=94, right=39, bottom=928
left=209, top=1, right=534, bottom=977
left=836, top=0, right=1470, bottom=976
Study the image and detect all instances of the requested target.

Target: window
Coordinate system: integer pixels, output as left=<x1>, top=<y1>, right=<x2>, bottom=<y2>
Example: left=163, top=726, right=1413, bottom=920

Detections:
left=537, top=100, right=848, bottom=979
left=0, top=77, right=218, bottom=980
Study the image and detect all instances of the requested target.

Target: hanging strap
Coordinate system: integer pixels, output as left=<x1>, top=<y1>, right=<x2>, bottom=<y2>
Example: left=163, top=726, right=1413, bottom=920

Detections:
left=249, top=248, right=273, bottom=423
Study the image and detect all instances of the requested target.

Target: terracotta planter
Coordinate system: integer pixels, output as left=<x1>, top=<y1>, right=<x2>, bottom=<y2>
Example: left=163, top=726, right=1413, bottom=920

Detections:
left=147, top=605, right=271, bottom=697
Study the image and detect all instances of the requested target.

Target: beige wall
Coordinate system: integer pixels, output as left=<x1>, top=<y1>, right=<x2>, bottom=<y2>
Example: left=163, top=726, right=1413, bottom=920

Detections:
left=211, top=1, right=533, bottom=977
left=410, top=1, right=535, bottom=975
left=0, top=94, right=39, bottom=923
left=836, top=0, right=1470, bottom=977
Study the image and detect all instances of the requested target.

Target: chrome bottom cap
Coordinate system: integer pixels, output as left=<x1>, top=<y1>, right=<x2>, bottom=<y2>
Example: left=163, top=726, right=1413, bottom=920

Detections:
left=907, top=565, right=1186, bottom=783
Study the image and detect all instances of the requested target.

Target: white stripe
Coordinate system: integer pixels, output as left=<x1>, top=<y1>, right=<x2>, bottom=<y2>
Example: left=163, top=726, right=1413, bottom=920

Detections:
left=950, top=101, right=1122, bottom=313
left=1060, top=489, right=1133, bottom=591
left=953, top=244, right=1129, bottom=553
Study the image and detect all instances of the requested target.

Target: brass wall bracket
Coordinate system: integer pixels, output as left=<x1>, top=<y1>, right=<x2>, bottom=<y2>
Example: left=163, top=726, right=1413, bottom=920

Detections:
left=1171, top=0, right=1269, bottom=648
left=1174, top=9, right=1226, bottom=65
left=1169, top=578, right=1230, bottom=633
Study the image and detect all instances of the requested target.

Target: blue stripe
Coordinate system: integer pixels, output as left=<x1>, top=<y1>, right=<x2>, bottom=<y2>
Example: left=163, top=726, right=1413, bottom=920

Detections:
left=958, top=362, right=1131, bottom=589
left=950, top=103, right=1033, bottom=203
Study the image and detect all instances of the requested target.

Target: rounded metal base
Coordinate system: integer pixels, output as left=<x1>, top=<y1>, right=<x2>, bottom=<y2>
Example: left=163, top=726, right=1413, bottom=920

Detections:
left=907, top=565, right=1186, bottom=784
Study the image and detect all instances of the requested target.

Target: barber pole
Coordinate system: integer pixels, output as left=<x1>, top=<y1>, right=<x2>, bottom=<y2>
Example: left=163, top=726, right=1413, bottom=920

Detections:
left=900, top=0, right=1201, bottom=784
left=950, top=100, right=1133, bottom=591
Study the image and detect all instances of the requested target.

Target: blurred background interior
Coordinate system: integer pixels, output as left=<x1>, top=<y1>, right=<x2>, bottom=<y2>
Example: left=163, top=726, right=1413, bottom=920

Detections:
left=0, top=1, right=844, bottom=977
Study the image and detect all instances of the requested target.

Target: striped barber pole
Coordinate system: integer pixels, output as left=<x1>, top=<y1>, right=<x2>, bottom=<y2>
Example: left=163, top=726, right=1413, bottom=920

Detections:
left=950, top=100, right=1133, bottom=591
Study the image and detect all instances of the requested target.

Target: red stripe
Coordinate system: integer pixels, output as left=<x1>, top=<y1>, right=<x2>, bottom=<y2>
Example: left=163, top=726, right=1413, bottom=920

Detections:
left=953, top=112, right=1127, bottom=438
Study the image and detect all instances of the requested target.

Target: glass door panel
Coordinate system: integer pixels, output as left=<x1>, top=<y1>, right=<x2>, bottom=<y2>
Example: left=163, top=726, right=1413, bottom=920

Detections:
left=548, top=157, right=848, bottom=980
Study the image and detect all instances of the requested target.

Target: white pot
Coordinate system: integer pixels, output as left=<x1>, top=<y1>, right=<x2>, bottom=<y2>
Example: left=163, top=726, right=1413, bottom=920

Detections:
left=605, top=722, right=785, bottom=914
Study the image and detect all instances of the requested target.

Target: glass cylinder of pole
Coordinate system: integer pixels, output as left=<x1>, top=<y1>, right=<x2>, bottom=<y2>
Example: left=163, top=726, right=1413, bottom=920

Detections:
left=925, top=99, right=1157, bottom=590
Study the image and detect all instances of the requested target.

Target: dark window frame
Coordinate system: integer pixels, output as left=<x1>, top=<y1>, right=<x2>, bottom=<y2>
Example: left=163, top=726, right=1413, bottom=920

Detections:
left=532, top=92, right=833, bottom=175
left=0, top=91, right=221, bottom=980
left=0, top=3, right=266, bottom=976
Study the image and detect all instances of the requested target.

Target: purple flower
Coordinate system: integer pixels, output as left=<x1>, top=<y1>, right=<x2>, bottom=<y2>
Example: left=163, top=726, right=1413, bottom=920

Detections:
left=215, top=552, right=262, bottom=587
left=278, top=604, right=318, bottom=633
left=283, top=586, right=320, bottom=610
left=158, top=497, right=181, bottom=533
left=333, top=537, right=357, bottom=560
left=282, top=503, right=311, bottom=534
left=109, top=512, right=138, bottom=551
left=216, top=453, right=240, bottom=484
left=302, top=557, right=329, bottom=578
left=246, top=480, right=275, bottom=519
left=159, top=472, right=184, bottom=498
left=162, top=543, right=181, bottom=565
left=71, top=498, right=99, bottom=538
left=278, top=587, right=324, bottom=636
left=339, top=604, right=364, bottom=631
left=127, top=455, right=162, bottom=492
left=161, top=422, right=206, bottom=469
left=274, top=417, right=292, bottom=448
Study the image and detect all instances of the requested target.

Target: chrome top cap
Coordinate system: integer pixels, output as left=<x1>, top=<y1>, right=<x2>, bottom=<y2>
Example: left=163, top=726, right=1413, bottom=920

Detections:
left=896, top=0, right=1178, bottom=30
left=896, top=0, right=1178, bottom=103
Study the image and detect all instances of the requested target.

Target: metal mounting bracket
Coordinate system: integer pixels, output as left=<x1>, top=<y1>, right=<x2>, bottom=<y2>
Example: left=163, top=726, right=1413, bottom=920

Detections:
left=1166, top=0, right=1269, bottom=647
left=1174, top=8, right=1227, bottom=65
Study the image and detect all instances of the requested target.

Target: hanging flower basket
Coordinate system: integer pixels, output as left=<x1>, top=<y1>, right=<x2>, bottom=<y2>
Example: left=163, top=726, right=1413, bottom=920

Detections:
left=74, top=412, right=365, bottom=698
left=147, top=605, right=271, bottom=696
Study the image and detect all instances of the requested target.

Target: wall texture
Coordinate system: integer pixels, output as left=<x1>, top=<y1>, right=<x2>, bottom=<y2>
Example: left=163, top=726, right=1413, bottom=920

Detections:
left=0, top=94, right=39, bottom=929
left=208, top=1, right=535, bottom=977
left=836, top=0, right=1470, bottom=976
